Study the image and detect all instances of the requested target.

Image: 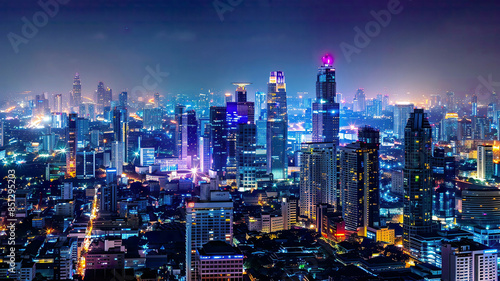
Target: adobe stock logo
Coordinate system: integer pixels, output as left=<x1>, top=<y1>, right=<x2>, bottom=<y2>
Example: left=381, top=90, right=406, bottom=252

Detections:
left=340, top=0, right=405, bottom=63
left=7, top=0, right=70, bottom=54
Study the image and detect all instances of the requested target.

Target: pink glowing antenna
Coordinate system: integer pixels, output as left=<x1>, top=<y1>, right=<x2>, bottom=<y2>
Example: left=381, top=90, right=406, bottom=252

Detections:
left=322, top=54, right=334, bottom=66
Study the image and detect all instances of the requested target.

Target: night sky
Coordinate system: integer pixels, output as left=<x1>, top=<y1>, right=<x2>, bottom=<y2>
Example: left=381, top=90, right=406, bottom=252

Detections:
left=0, top=0, right=499, bottom=102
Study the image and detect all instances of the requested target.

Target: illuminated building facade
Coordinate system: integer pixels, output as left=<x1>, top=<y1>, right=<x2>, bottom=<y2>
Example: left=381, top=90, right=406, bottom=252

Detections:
left=312, top=54, right=340, bottom=145
left=477, top=144, right=493, bottom=181
left=210, top=106, right=227, bottom=174
left=266, top=71, right=288, bottom=179
left=403, top=109, right=438, bottom=255
left=66, top=113, right=77, bottom=178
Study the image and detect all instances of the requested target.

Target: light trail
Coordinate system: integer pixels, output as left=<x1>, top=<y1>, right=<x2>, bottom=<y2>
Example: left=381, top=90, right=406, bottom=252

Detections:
left=76, top=186, right=99, bottom=277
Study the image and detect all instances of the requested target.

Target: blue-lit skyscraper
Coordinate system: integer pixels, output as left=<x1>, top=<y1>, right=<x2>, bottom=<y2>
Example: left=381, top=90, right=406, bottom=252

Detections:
left=210, top=106, right=227, bottom=174
left=266, top=71, right=288, bottom=179
left=312, top=54, right=339, bottom=145
left=255, top=91, right=266, bottom=120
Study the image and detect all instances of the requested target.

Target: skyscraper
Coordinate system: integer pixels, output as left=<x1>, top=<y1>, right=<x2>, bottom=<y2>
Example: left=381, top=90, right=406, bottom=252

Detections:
left=66, top=113, right=77, bottom=178
left=472, top=94, right=478, bottom=116
left=255, top=91, right=266, bottom=119
left=119, top=91, right=128, bottom=108
left=185, top=191, right=233, bottom=281
left=477, top=144, right=493, bottom=181
left=181, top=110, right=198, bottom=166
left=266, top=71, right=288, bottom=179
left=394, top=103, right=414, bottom=139
left=71, top=73, right=81, bottom=110
left=299, top=142, right=337, bottom=221
left=113, top=107, right=128, bottom=162
left=101, top=168, right=118, bottom=212
left=445, top=91, right=456, bottom=113
left=54, top=94, right=63, bottom=113
left=340, top=127, right=380, bottom=235
left=236, top=123, right=259, bottom=191
left=403, top=109, right=437, bottom=255
left=111, top=141, right=124, bottom=176
left=312, top=54, right=340, bottom=145
left=96, top=82, right=105, bottom=114
left=353, top=88, right=366, bottom=113
left=233, top=83, right=251, bottom=103
left=210, top=106, right=227, bottom=174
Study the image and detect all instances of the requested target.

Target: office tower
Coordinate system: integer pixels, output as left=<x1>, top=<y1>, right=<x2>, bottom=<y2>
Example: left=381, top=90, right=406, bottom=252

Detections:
left=54, top=94, right=63, bottom=113
left=233, top=82, right=251, bottom=103
left=96, top=82, right=105, bottom=114
left=382, top=94, right=389, bottom=110
left=154, top=92, right=160, bottom=108
left=340, top=127, right=380, bottom=234
left=175, top=105, right=186, bottom=157
left=76, top=117, right=89, bottom=149
left=181, top=110, right=198, bottom=166
left=51, top=112, right=67, bottom=128
left=66, top=113, right=77, bottom=178
left=431, top=148, right=456, bottom=227
left=143, top=108, right=163, bottom=130
left=210, top=106, right=227, bottom=173
left=477, top=144, right=494, bottom=181
left=403, top=109, right=437, bottom=254
left=281, top=196, right=297, bottom=230
left=71, top=73, right=81, bottom=110
left=458, top=118, right=473, bottom=141
left=255, top=91, right=266, bottom=119
left=34, top=93, right=50, bottom=116
left=354, top=88, right=366, bottom=112
left=201, top=124, right=211, bottom=174
left=299, top=142, right=337, bottom=221
left=112, top=108, right=128, bottom=162
left=226, top=86, right=255, bottom=182
left=76, top=148, right=96, bottom=179
left=441, top=239, right=498, bottom=281
left=267, top=71, right=288, bottom=179
left=101, top=168, right=118, bottom=212
left=41, top=133, right=56, bottom=153
left=111, top=141, right=124, bottom=175
left=104, top=87, right=112, bottom=108
left=90, top=129, right=100, bottom=147
left=312, top=54, right=340, bottom=145
left=196, top=241, right=243, bottom=281
left=445, top=91, right=456, bottom=113
left=139, top=147, right=155, bottom=166
left=393, top=103, right=414, bottom=139
left=119, top=91, right=128, bottom=108
left=236, top=123, right=258, bottom=191
left=185, top=191, right=233, bottom=281
left=256, top=119, right=267, bottom=147
left=62, top=182, right=73, bottom=200
left=440, top=113, right=459, bottom=142
left=472, top=116, right=489, bottom=139
left=472, top=94, right=478, bottom=116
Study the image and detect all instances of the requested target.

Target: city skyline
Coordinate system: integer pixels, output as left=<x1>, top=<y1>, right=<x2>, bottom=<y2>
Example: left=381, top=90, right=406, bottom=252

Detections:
left=0, top=0, right=499, bottom=100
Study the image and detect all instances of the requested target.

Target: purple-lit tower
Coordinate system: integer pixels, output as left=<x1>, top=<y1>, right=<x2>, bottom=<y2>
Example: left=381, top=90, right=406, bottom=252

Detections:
left=312, top=54, right=339, bottom=145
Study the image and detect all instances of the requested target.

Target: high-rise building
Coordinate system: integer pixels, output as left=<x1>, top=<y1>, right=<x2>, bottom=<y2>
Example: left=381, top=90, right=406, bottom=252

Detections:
left=281, top=196, right=297, bottom=230
left=393, top=103, right=414, bottom=139
left=71, top=73, right=81, bottom=110
left=119, top=91, right=128, bottom=108
left=255, top=91, right=266, bottom=119
left=445, top=91, right=456, bottom=113
left=154, top=92, right=160, bottom=108
left=181, top=110, right=198, bottom=165
left=441, top=239, right=498, bottom=281
left=0, top=120, right=4, bottom=147
left=139, top=147, right=155, bottom=166
left=299, top=142, right=337, bottom=221
left=101, top=168, right=118, bottom=212
left=382, top=94, right=389, bottom=111
left=472, top=94, right=478, bottom=116
left=431, top=148, right=456, bottom=227
left=76, top=148, right=96, bottom=179
left=112, top=108, right=128, bottom=162
left=267, top=71, right=288, bottom=179
left=403, top=109, right=437, bottom=255
left=477, top=144, right=494, bottom=181
left=66, top=113, right=77, bottom=178
left=340, top=127, right=380, bottom=235
left=312, top=54, right=340, bottom=145
left=143, top=108, right=163, bottom=130
left=76, top=117, right=89, bottom=149
left=210, top=106, right=227, bottom=174
left=353, top=88, right=366, bottom=113
left=233, top=83, right=251, bottom=103
left=440, top=113, right=459, bottom=142
left=54, top=94, right=63, bottom=113
left=96, top=82, right=105, bottom=114
left=111, top=141, right=124, bottom=175
left=236, top=123, right=259, bottom=191
left=175, top=105, right=186, bottom=157
left=185, top=191, right=233, bottom=281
